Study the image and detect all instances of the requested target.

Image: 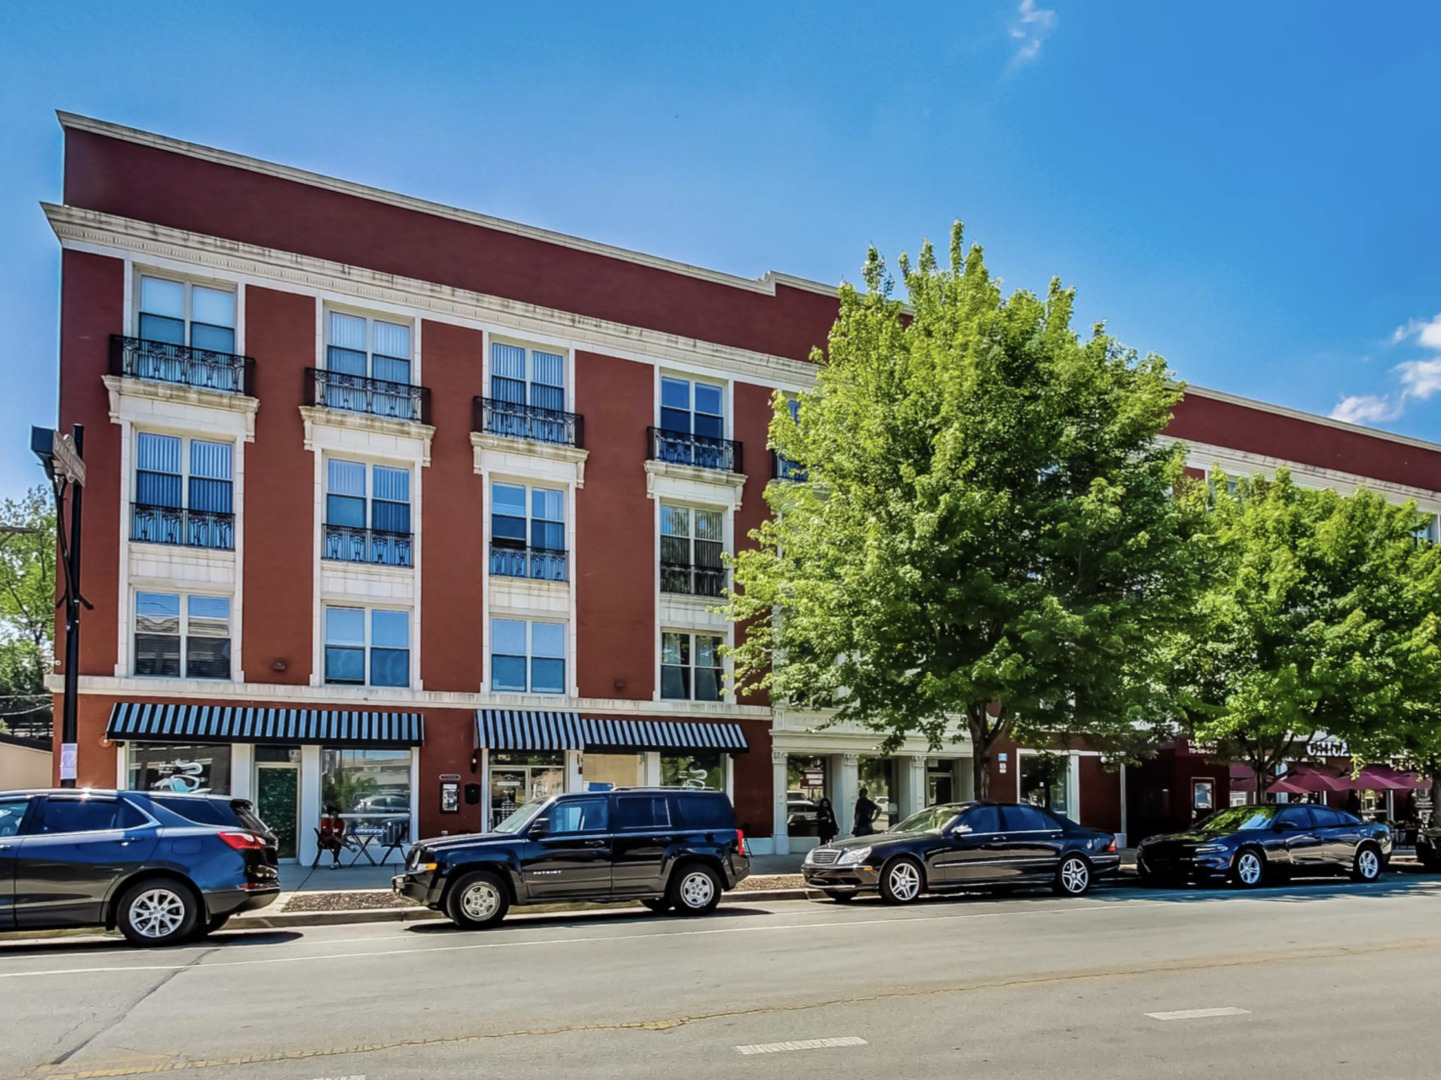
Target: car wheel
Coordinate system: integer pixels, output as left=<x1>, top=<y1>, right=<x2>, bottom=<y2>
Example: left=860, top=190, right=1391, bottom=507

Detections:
left=445, top=871, right=510, bottom=929
left=669, top=863, right=722, bottom=916
left=822, top=889, right=855, bottom=903
left=1351, top=844, right=1382, bottom=883
left=1054, top=854, right=1093, bottom=897
left=117, top=879, right=200, bottom=947
left=879, top=857, right=924, bottom=904
left=1231, top=847, right=1265, bottom=888
left=641, top=898, right=670, bottom=913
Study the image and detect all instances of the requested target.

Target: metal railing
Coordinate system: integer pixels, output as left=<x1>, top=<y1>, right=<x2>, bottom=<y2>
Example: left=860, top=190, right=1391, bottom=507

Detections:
left=323, top=524, right=414, bottom=567
left=660, top=561, right=727, bottom=597
left=474, top=397, right=584, bottom=448
left=307, top=368, right=431, bottom=423
left=111, top=335, right=253, bottom=395
left=647, top=427, right=742, bottom=474
left=131, top=503, right=235, bottom=551
left=489, top=542, right=569, bottom=582
left=772, top=451, right=807, bottom=482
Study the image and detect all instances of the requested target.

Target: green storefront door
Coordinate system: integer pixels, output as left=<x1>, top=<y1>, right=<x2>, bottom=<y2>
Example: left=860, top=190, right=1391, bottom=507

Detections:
left=256, top=766, right=299, bottom=859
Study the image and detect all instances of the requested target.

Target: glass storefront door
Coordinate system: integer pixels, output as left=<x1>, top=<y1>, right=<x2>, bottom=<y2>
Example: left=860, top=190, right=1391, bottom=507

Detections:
left=255, top=758, right=299, bottom=859
left=785, top=754, right=828, bottom=837
left=1020, top=753, right=1070, bottom=817
left=489, top=751, right=565, bottom=829
left=858, top=756, right=897, bottom=830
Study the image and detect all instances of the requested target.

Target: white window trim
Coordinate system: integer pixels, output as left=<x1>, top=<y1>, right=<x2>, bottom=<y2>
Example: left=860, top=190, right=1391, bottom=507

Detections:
left=489, top=479, right=567, bottom=563
left=322, top=604, right=414, bottom=689
left=324, top=457, right=414, bottom=534
left=488, top=616, right=569, bottom=696
left=131, top=588, right=234, bottom=681
left=130, top=266, right=240, bottom=350
left=487, top=335, right=574, bottom=415
left=657, top=628, right=730, bottom=705
left=656, top=369, right=730, bottom=440
left=322, top=304, right=417, bottom=382
left=132, top=430, right=234, bottom=513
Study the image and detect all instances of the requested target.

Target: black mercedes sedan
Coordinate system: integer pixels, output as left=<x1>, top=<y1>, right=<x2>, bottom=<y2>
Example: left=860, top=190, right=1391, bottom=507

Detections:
left=1136, top=803, right=1392, bottom=887
left=0, top=788, right=280, bottom=945
left=801, top=801, right=1120, bottom=903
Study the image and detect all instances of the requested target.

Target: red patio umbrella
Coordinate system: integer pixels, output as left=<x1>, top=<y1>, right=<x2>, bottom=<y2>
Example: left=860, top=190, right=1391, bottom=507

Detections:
left=1352, top=765, right=1426, bottom=791
left=1275, top=765, right=1352, bottom=793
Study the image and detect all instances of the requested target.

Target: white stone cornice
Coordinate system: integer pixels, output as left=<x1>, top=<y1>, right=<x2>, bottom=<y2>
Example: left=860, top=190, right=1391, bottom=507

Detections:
left=45, top=203, right=823, bottom=391
left=299, top=406, right=436, bottom=466
left=471, top=432, right=588, bottom=488
left=103, top=374, right=258, bottom=442
left=644, top=460, right=747, bottom=512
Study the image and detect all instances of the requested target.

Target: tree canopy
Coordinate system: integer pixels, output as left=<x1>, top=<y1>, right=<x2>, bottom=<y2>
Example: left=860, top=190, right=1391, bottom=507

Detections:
left=725, top=224, right=1201, bottom=796
left=0, top=485, right=55, bottom=736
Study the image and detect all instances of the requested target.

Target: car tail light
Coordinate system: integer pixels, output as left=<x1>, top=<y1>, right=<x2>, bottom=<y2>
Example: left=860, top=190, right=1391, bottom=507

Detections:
left=736, top=829, right=748, bottom=857
left=218, top=832, right=266, bottom=851
left=1106, top=839, right=1117, bottom=853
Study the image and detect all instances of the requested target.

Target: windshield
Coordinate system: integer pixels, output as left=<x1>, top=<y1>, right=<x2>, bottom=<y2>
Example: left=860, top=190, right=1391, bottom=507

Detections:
left=890, top=806, right=961, bottom=834
left=492, top=800, right=546, bottom=835
left=1191, top=806, right=1279, bottom=834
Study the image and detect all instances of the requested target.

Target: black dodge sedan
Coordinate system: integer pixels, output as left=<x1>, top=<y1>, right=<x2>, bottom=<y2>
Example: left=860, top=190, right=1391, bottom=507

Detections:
left=0, top=788, right=280, bottom=945
left=1136, top=803, right=1392, bottom=887
left=801, top=801, right=1119, bottom=903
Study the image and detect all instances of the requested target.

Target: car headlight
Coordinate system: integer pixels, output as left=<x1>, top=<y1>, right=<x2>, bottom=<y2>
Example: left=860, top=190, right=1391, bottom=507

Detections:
left=1194, top=843, right=1226, bottom=854
left=837, top=847, right=872, bottom=866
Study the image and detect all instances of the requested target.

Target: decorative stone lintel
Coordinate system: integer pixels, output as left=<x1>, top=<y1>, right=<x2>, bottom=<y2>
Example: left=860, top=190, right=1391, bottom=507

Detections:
left=104, top=374, right=259, bottom=442
left=471, top=431, right=588, bottom=488
left=300, top=406, right=436, bottom=466
left=644, top=459, right=747, bottom=512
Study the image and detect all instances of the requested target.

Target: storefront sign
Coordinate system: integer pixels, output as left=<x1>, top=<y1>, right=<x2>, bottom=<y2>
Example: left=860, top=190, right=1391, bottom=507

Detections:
left=1308, top=736, right=1350, bottom=758
left=798, top=770, right=824, bottom=789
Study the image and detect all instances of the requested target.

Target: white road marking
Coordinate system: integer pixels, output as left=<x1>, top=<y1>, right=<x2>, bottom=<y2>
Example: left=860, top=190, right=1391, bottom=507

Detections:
left=1146, top=1007, right=1251, bottom=1021
left=736, top=1036, right=868, bottom=1054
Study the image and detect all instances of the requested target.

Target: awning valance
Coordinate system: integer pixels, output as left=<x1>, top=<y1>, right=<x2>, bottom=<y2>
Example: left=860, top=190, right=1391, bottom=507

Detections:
left=107, top=703, right=424, bottom=748
left=477, top=710, right=747, bottom=753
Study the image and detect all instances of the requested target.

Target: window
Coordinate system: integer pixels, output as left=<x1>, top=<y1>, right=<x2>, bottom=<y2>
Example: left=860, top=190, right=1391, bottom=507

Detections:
left=962, top=806, right=1002, bottom=834
left=321, top=747, right=412, bottom=826
left=660, top=505, right=725, bottom=596
left=615, top=795, right=671, bottom=830
left=1000, top=804, right=1056, bottom=832
left=662, top=752, right=726, bottom=793
left=673, top=792, right=734, bottom=829
left=139, top=275, right=236, bottom=354
left=661, top=632, right=724, bottom=701
left=133, top=433, right=234, bottom=550
left=660, top=377, right=724, bottom=437
left=134, top=592, right=231, bottom=679
left=1310, top=806, right=1350, bottom=828
left=127, top=744, right=233, bottom=795
left=324, top=607, right=410, bottom=687
left=38, top=798, right=147, bottom=834
left=324, top=460, right=413, bottom=566
left=1278, top=805, right=1317, bottom=828
left=0, top=797, right=30, bottom=837
left=1414, top=515, right=1438, bottom=545
left=491, top=342, right=565, bottom=412
left=490, top=482, right=566, bottom=581
left=324, top=311, right=417, bottom=418
left=491, top=619, right=566, bottom=694
left=548, top=797, right=608, bottom=833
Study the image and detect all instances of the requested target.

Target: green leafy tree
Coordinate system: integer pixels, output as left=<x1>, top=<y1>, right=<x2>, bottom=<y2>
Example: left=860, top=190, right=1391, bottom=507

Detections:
left=725, top=224, right=1201, bottom=798
left=1173, top=471, right=1441, bottom=801
left=0, top=486, right=55, bottom=736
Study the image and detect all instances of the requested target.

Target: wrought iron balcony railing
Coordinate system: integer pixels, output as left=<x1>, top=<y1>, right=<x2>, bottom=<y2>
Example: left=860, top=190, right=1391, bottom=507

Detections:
left=489, top=542, right=569, bottom=582
left=474, top=397, right=584, bottom=448
left=647, top=427, right=742, bottom=474
left=111, top=335, right=253, bottom=395
left=660, top=561, right=727, bottom=598
left=306, top=368, right=431, bottom=424
left=772, top=450, right=807, bottom=482
left=131, top=503, right=235, bottom=551
left=323, top=524, right=414, bottom=567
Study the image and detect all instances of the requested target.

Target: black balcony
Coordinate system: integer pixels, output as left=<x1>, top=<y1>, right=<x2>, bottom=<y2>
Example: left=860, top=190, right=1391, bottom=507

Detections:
left=131, top=503, right=235, bottom=551
left=648, top=427, right=742, bottom=474
left=111, top=335, right=253, bottom=395
left=489, top=542, right=569, bottom=582
left=660, top=561, right=728, bottom=598
left=474, top=397, right=584, bottom=448
left=323, top=524, right=413, bottom=567
left=772, top=450, right=807, bottom=482
left=307, top=368, right=431, bottom=423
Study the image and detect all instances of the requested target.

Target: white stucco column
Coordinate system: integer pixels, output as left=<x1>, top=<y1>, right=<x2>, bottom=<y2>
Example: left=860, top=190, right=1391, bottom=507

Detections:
left=477, top=747, right=491, bottom=832
left=898, top=754, right=926, bottom=817
left=642, top=751, right=662, bottom=786
left=1067, top=752, right=1082, bottom=821
left=772, top=750, right=790, bottom=855
left=955, top=757, right=975, bottom=802
left=564, top=750, right=583, bottom=793
left=298, top=745, right=322, bottom=867
left=229, top=744, right=254, bottom=800
left=836, top=753, right=860, bottom=837
left=1118, top=762, right=1129, bottom=848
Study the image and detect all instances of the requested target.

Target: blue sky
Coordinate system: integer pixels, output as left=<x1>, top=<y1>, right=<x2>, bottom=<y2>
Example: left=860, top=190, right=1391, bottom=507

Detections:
left=2, top=2, right=1440, bottom=495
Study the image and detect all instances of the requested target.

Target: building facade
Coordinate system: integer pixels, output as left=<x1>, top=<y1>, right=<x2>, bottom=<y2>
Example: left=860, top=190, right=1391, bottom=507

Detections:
left=46, top=114, right=1441, bottom=860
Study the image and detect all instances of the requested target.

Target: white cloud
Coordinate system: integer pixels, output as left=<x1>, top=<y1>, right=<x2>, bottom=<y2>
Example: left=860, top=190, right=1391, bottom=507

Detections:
left=1010, top=0, right=1056, bottom=62
left=1398, top=357, right=1441, bottom=399
left=1330, top=394, right=1403, bottom=425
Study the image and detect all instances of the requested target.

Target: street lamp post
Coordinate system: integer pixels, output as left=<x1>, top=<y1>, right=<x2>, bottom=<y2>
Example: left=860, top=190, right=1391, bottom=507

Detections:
left=31, top=424, right=87, bottom=788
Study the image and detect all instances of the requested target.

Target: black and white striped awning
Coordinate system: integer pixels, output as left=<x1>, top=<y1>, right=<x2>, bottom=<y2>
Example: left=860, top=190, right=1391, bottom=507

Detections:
left=477, top=710, right=747, bottom=753
left=107, top=703, right=424, bottom=747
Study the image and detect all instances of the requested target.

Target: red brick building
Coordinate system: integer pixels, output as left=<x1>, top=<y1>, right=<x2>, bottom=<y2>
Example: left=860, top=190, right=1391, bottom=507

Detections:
left=46, top=114, right=1441, bottom=859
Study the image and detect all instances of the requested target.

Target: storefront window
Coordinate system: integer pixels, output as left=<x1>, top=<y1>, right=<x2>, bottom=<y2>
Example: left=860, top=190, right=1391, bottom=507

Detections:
left=1021, top=753, right=1070, bottom=816
left=858, top=756, right=897, bottom=830
left=321, top=747, right=413, bottom=821
left=582, top=752, right=642, bottom=792
left=786, top=754, right=827, bottom=837
left=127, top=743, right=232, bottom=794
left=661, top=751, right=725, bottom=792
left=490, top=751, right=565, bottom=829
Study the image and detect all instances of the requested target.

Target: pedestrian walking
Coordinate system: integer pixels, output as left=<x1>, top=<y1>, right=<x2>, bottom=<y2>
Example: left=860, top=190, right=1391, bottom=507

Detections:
left=816, top=797, right=839, bottom=844
left=853, top=787, right=879, bottom=837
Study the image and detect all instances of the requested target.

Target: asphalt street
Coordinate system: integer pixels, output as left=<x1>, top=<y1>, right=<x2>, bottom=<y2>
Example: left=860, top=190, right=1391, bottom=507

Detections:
left=2, top=875, right=1440, bottom=1080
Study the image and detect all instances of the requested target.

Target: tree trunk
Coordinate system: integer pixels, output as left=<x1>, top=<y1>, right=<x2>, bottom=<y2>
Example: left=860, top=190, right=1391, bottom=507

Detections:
left=972, top=749, right=991, bottom=801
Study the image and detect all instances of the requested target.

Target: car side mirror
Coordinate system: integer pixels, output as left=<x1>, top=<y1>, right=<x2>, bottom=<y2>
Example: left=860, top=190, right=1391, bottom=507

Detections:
left=950, top=824, right=972, bottom=836
left=529, top=817, right=549, bottom=838
left=1275, top=820, right=1297, bottom=832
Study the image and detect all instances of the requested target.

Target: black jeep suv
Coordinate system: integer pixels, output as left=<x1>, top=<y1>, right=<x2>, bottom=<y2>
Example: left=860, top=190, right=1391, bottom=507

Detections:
left=393, top=788, right=750, bottom=928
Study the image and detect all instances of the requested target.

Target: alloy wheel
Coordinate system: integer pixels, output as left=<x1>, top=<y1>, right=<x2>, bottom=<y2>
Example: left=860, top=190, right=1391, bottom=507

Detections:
left=680, top=871, right=715, bottom=909
left=1060, top=857, right=1089, bottom=895
left=887, top=861, right=921, bottom=901
left=1236, top=851, right=1263, bottom=886
left=1357, top=848, right=1380, bottom=881
left=461, top=881, right=501, bottom=922
left=131, top=888, right=187, bottom=939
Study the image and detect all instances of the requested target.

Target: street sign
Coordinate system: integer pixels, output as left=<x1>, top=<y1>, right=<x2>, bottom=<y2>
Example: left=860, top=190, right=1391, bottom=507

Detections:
left=30, top=427, right=86, bottom=486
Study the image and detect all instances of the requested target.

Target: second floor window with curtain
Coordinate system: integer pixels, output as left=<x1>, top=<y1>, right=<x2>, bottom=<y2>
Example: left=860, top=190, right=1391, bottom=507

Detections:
left=490, top=482, right=566, bottom=581
left=139, top=276, right=236, bottom=353
left=324, top=606, right=410, bottom=687
left=134, top=592, right=231, bottom=679
left=660, top=505, right=725, bottom=596
left=325, top=459, right=412, bottom=567
left=325, top=311, right=415, bottom=419
left=491, top=618, right=566, bottom=694
left=489, top=342, right=568, bottom=443
left=133, top=433, right=234, bottom=550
